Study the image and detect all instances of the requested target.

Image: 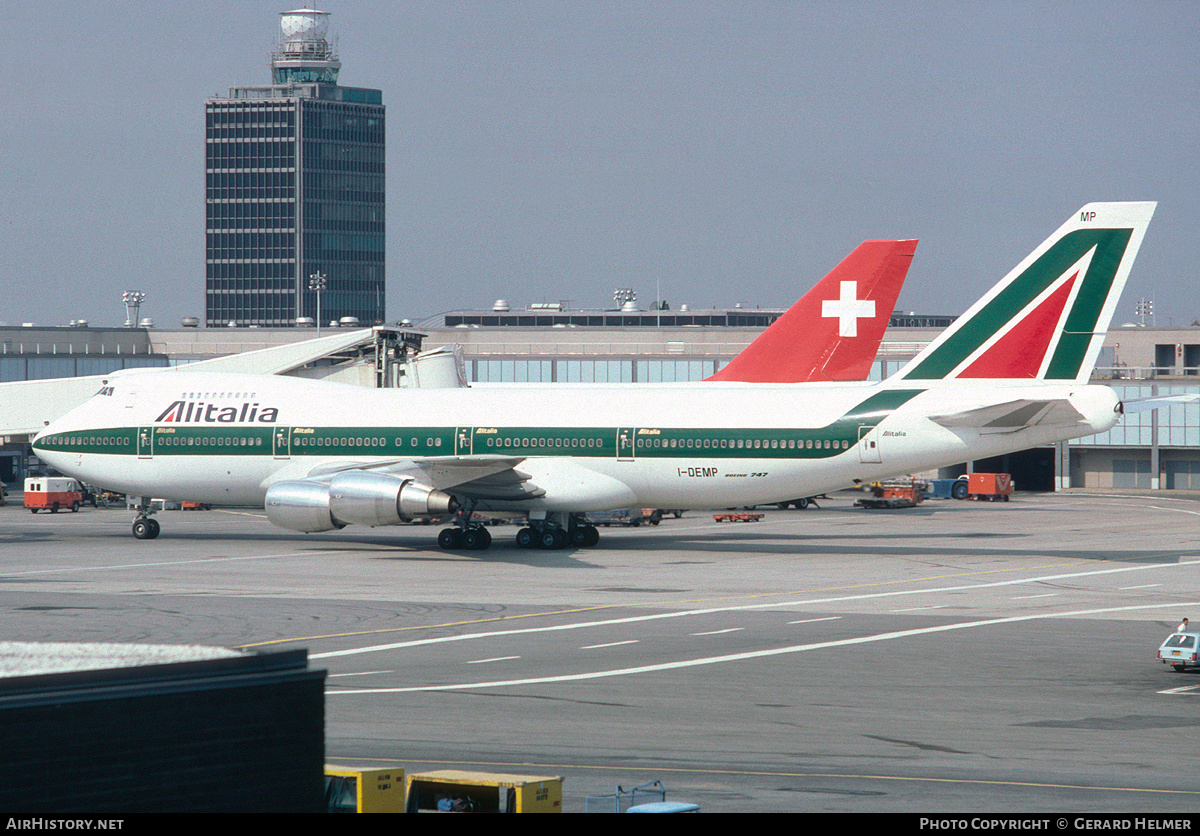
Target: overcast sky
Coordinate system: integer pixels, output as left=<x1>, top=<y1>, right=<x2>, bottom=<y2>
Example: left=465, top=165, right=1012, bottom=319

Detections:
left=2, top=1, right=1196, bottom=328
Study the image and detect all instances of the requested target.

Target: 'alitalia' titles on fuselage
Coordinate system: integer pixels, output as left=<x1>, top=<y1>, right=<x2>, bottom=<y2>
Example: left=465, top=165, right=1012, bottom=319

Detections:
left=155, top=400, right=279, bottom=424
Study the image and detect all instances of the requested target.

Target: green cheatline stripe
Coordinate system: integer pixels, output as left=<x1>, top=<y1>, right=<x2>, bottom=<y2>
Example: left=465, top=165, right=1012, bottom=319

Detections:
left=33, top=390, right=925, bottom=462
left=904, top=228, right=1133, bottom=380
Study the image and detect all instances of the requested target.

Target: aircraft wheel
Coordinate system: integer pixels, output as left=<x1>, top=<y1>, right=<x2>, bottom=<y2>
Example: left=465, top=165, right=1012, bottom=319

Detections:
left=438, top=528, right=463, bottom=550
left=462, top=528, right=491, bottom=551
left=515, top=527, right=535, bottom=549
left=133, top=518, right=160, bottom=540
left=538, top=529, right=567, bottom=549
left=569, top=527, right=590, bottom=547
left=583, top=526, right=600, bottom=547
left=794, top=498, right=809, bottom=510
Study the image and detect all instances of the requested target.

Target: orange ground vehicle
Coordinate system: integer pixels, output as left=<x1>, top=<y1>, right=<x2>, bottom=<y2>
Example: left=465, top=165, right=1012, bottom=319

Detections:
left=856, top=479, right=925, bottom=509
left=952, top=473, right=1013, bottom=501
left=24, top=477, right=84, bottom=514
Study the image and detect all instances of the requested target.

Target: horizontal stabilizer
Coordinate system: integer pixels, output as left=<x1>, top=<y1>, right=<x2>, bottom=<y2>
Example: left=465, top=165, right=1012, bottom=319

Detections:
left=1121, top=394, right=1200, bottom=415
left=930, top=398, right=1086, bottom=433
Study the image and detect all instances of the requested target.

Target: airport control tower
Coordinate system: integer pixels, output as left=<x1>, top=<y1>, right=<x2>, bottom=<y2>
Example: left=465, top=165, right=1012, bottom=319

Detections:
left=205, top=9, right=385, bottom=328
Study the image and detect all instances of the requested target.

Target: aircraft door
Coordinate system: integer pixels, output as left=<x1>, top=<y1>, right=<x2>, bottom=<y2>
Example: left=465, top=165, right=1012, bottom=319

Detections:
left=273, top=426, right=292, bottom=460
left=455, top=427, right=473, bottom=456
left=617, top=427, right=636, bottom=461
left=137, top=427, right=154, bottom=459
left=858, top=425, right=881, bottom=463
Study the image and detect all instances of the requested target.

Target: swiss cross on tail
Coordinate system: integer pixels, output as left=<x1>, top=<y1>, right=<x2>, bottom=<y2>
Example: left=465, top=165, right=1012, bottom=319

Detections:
left=707, top=239, right=917, bottom=383
left=892, top=202, right=1156, bottom=383
left=822, top=281, right=876, bottom=337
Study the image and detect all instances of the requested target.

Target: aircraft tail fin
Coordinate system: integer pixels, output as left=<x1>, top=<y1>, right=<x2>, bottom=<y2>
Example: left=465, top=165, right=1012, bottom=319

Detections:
left=891, top=202, right=1156, bottom=383
left=707, top=239, right=917, bottom=383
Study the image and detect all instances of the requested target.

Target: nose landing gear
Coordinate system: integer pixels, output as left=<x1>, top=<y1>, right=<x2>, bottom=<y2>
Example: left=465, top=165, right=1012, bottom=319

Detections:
left=131, top=500, right=161, bottom=540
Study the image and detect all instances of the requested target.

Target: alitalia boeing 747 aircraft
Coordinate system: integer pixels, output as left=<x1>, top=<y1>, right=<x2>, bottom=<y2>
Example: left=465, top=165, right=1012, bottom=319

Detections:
left=33, top=203, right=1153, bottom=551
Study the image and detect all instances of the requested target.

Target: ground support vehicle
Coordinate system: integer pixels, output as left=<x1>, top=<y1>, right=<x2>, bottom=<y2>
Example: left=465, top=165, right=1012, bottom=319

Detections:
left=856, top=479, right=925, bottom=509
left=588, top=508, right=662, bottom=527
left=24, top=477, right=83, bottom=514
left=1158, top=632, right=1200, bottom=671
left=713, top=512, right=764, bottom=523
left=775, top=497, right=820, bottom=509
left=405, top=770, right=562, bottom=813
left=952, top=473, right=1013, bottom=501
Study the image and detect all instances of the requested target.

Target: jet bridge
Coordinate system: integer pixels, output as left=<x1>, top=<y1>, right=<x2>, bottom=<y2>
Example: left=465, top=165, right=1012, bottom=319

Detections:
left=0, top=327, right=467, bottom=442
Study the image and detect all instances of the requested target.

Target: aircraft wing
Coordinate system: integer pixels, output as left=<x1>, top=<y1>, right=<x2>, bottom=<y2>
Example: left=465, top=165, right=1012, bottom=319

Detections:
left=298, top=455, right=546, bottom=501
left=929, top=398, right=1088, bottom=433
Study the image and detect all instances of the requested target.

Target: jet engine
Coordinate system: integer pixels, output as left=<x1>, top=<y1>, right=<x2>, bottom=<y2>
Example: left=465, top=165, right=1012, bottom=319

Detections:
left=265, top=472, right=458, bottom=533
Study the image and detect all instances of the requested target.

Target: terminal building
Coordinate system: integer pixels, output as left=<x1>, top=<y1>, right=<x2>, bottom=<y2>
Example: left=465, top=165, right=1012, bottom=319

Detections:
left=2, top=306, right=1198, bottom=494
left=205, top=8, right=385, bottom=328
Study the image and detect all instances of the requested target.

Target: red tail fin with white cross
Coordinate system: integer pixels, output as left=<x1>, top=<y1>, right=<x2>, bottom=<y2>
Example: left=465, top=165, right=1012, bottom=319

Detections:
left=707, top=239, right=917, bottom=383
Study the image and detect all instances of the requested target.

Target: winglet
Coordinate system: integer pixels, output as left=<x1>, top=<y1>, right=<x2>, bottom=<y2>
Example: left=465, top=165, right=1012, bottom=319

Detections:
left=707, top=239, right=917, bottom=383
left=892, top=202, right=1156, bottom=383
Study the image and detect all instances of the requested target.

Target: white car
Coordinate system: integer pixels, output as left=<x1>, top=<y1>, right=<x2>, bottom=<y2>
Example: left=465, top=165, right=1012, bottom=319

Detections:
left=1157, top=632, right=1200, bottom=671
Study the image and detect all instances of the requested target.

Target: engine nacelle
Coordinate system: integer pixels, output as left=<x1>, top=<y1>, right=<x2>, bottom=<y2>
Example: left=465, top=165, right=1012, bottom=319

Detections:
left=328, top=471, right=458, bottom=527
left=264, top=480, right=343, bottom=533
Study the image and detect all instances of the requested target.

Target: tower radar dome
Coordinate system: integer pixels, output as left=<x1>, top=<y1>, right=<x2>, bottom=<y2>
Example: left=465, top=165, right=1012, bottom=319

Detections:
left=280, top=9, right=330, bottom=41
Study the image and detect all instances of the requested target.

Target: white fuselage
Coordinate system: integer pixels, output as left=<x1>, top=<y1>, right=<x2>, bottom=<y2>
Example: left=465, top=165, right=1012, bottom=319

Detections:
left=33, top=371, right=1120, bottom=513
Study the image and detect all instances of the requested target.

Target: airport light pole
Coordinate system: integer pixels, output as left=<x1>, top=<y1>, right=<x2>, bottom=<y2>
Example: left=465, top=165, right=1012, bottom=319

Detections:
left=122, top=291, right=146, bottom=328
left=309, top=272, right=327, bottom=336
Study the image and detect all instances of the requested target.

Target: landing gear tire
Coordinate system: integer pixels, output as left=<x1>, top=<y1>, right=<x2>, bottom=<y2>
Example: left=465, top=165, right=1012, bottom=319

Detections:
left=438, top=528, right=463, bottom=550
left=566, top=527, right=595, bottom=546
left=539, top=529, right=563, bottom=549
left=794, top=498, right=809, bottom=510
left=133, top=518, right=160, bottom=540
left=461, top=527, right=491, bottom=551
left=516, top=527, right=536, bottom=549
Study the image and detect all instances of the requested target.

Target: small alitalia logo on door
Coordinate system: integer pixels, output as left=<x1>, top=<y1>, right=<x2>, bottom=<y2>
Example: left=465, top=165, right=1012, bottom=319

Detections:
left=155, top=400, right=280, bottom=423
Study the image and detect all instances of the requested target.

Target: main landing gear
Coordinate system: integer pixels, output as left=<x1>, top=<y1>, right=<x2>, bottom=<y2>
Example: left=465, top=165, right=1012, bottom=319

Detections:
left=437, top=525, right=492, bottom=551
left=515, top=516, right=600, bottom=550
left=436, top=511, right=602, bottom=551
left=437, top=501, right=494, bottom=552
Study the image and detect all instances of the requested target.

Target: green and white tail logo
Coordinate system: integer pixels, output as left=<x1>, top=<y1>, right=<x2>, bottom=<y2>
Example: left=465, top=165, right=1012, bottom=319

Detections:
left=893, top=202, right=1155, bottom=383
